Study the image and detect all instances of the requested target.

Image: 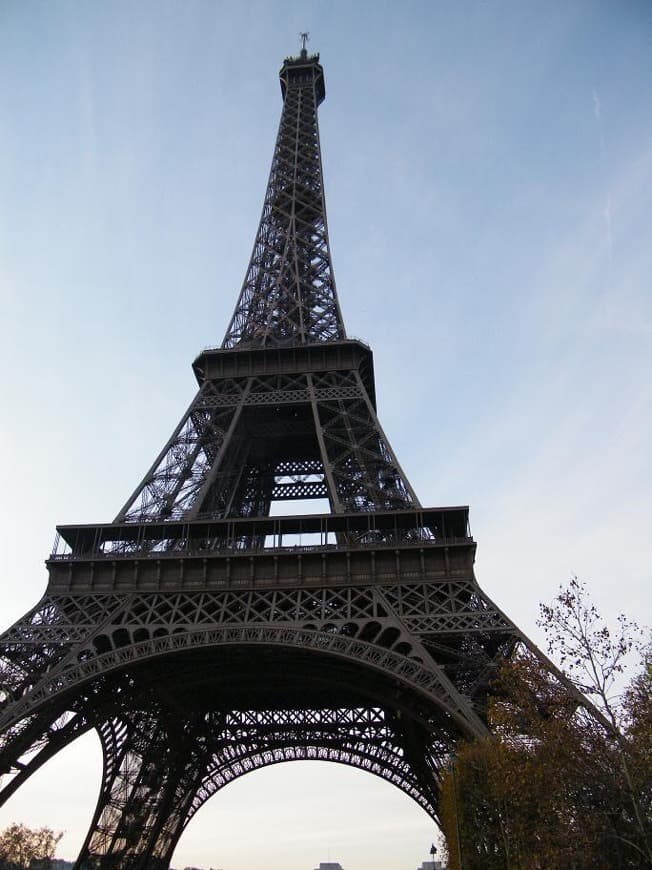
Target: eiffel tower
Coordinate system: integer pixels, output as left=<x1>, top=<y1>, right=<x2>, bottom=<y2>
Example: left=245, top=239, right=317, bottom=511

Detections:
left=0, top=46, right=577, bottom=868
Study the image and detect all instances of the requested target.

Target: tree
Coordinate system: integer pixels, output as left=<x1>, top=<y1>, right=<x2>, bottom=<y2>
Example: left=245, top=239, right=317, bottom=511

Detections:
left=539, top=578, right=651, bottom=865
left=439, top=579, right=651, bottom=870
left=0, top=823, right=63, bottom=870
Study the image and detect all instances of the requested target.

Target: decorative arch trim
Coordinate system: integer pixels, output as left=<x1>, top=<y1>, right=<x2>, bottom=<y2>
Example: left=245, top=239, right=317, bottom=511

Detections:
left=2, top=626, right=486, bottom=739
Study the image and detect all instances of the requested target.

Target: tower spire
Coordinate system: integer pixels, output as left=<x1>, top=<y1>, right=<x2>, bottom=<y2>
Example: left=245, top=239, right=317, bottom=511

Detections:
left=222, top=46, right=345, bottom=349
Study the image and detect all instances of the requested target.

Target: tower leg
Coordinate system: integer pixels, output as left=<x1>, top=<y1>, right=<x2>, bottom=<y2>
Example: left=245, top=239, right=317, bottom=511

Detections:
left=75, top=709, right=210, bottom=870
left=0, top=711, right=90, bottom=806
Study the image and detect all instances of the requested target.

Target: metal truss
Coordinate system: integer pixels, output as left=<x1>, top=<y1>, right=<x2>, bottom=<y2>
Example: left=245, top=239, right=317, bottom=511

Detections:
left=0, top=579, right=511, bottom=738
left=309, top=372, right=417, bottom=512
left=222, top=52, right=344, bottom=349
left=185, top=707, right=441, bottom=823
left=78, top=710, right=208, bottom=868
left=116, top=367, right=417, bottom=524
left=72, top=706, right=442, bottom=869
left=0, top=48, right=601, bottom=867
left=115, top=383, right=243, bottom=523
left=0, top=544, right=592, bottom=864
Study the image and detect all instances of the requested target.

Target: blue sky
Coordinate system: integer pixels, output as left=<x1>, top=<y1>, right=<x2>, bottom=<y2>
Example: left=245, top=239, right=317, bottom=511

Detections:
left=1, top=2, right=651, bottom=868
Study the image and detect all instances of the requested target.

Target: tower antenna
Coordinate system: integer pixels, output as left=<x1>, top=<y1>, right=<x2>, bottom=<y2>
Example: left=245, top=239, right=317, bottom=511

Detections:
left=300, top=31, right=309, bottom=55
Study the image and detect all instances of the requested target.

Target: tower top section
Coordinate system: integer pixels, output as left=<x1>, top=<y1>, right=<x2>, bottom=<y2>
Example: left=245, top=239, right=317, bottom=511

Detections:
left=280, top=50, right=325, bottom=105
left=221, top=50, right=343, bottom=349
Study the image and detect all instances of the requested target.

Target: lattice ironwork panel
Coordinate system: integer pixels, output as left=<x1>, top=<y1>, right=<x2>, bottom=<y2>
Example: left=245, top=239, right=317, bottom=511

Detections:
left=185, top=706, right=440, bottom=823
left=381, top=583, right=513, bottom=633
left=0, top=710, right=89, bottom=805
left=73, top=705, right=442, bottom=868
left=222, top=55, right=344, bottom=348
left=82, top=710, right=194, bottom=864
left=0, top=595, right=127, bottom=709
left=116, top=380, right=250, bottom=524
left=313, top=374, right=418, bottom=513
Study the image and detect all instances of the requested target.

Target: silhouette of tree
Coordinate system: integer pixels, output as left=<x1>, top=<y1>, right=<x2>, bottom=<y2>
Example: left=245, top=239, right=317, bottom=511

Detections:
left=0, top=823, right=63, bottom=870
left=440, top=579, right=651, bottom=869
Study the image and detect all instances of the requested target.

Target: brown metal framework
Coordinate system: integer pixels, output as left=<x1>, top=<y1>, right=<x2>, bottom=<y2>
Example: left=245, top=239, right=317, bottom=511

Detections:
left=0, top=48, right=590, bottom=869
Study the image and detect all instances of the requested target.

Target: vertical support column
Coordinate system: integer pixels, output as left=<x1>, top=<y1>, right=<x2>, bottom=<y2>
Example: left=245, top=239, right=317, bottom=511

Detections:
left=75, top=710, right=211, bottom=870
left=311, top=370, right=419, bottom=513
left=186, top=379, right=252, bottom=520
left=116, top=380, right=248, bottom=524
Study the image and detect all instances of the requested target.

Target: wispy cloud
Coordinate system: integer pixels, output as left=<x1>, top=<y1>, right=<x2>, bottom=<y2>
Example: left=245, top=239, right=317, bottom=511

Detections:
left=422, top=143, right=652, bottom=640
left=592, top=88, right=602, bottom=121
left=593, top=87, right=606, bottom=160
left=592, top=88, right=612, bottom=261
left=604, top=193, right=613, bottom=262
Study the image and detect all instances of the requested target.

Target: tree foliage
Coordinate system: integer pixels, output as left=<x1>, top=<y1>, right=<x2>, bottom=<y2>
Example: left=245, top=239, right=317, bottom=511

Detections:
left=440, top=579, right=651, bottom=870
left=0, top=823, right=63, bottom=870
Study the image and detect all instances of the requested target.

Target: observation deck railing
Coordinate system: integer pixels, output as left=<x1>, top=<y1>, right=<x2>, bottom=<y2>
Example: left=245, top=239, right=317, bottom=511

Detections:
left=50, top=507, right=472, bottom=562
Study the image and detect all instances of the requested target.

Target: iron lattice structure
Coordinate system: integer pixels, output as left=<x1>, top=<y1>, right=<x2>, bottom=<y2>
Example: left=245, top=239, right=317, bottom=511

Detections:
left=0, top=50, right=587, bottom=868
